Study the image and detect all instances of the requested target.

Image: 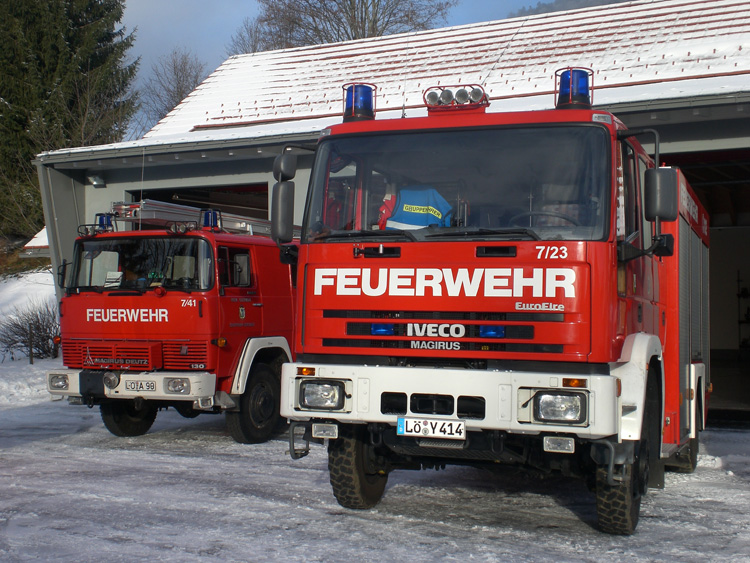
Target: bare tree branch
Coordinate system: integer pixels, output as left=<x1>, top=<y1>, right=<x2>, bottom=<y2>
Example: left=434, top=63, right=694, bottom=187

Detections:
left=140, top=48, right=208, bottom=127
left=227, top=0, right=460, bottom=54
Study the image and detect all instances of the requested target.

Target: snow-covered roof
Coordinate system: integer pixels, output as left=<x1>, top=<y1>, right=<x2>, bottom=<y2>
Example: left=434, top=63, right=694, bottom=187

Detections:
left=41, top=0, right=750, bottom=159
left=21, top=227, right=50, bottom=258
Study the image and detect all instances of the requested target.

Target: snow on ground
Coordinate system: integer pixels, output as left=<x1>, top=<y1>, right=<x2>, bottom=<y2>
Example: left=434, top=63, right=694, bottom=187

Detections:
left=1, top=271, right=750, bottom=561
left=0, top=269, right=56, bottom=315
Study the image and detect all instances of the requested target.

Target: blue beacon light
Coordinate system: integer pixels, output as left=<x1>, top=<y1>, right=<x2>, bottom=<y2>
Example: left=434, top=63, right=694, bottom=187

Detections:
left=343, top=83, right=376, bottom=122
left=556, top=68, right=593, bottom=109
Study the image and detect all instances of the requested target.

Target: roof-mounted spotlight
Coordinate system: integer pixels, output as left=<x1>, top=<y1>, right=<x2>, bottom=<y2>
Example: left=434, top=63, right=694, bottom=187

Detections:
left=555, top=67, right=594, bottom=110
left=423, top=84, right=489, bottom=112
left=343, top=83, right=377, bottom=122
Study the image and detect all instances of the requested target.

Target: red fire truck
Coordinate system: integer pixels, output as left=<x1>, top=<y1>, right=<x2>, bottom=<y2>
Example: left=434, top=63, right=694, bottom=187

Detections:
left=271, top=69, right=711, bottom=534
left=47, top=200, right=296, bottom=444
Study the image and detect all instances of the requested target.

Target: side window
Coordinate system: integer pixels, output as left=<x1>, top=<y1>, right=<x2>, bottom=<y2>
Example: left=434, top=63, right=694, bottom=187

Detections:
left=218, top=247, right=254, bottom=288
left=324, top=158, right=358, bottom=231
left=621, top=143, right=642, bottom=248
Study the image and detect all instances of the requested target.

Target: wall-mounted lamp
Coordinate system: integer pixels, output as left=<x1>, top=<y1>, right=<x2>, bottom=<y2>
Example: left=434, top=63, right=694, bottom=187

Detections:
left=88, top=175, right=106, bottom=189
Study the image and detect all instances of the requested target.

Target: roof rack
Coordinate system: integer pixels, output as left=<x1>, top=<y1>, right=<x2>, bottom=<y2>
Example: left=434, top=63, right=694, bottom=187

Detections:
left=110, top=199, right=274, bottom=235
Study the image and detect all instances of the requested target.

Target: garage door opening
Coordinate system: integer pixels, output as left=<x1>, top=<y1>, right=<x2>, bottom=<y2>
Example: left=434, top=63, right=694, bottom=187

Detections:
left=127, top=184, right=269, bottom=221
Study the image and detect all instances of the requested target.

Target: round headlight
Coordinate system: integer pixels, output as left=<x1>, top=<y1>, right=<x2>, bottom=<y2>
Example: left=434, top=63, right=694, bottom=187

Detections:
left=102, top=372, right=120, bottom=389
left=439, top=89, right=454, bottom=105
left=469, top=87, right=485, bottom=103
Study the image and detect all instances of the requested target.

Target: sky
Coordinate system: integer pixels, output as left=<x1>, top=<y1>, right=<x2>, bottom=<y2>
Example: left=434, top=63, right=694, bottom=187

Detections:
left=121, top=0, right=530, bottom=85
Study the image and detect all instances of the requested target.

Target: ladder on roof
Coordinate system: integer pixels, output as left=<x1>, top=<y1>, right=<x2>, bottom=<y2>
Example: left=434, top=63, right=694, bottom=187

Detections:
left=110, top=199, right=274, bottom=236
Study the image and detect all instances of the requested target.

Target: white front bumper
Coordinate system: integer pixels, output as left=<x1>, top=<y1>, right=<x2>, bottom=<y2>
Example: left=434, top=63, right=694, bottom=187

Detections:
left=46, top=369, right=217, bottom=403
left=281, top=363, right=621, bottom=439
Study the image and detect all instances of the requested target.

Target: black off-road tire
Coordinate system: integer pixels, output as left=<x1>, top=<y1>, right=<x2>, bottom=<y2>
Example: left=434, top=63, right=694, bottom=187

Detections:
left=100, top=401, right=158, bottom=437
left=328, top=424, right=388, bottom=509
left=226, top=363, right=280, bottom=444
left=595, top=463, right=641, bottom=535
left=596, top=373, right=659, bottom=534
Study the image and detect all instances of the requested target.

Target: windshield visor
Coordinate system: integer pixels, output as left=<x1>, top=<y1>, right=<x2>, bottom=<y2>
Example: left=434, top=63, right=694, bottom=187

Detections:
left=69, top=236, right=214, bottom=291
left=304, top=125, right=609, bottom=243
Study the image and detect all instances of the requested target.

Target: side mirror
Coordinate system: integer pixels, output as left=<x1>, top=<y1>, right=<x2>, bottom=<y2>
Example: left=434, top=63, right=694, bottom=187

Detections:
left=644, top=168, right=678, bottom=222
left=57, top=259, right=69, bottom=289
left=272, top=181, right=295, bottom=244
left=273, top=153, right=297, bottom=182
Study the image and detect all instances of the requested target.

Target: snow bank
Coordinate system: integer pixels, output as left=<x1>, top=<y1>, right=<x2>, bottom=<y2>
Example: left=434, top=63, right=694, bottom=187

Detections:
left=0, top=269, right=60, bottom=406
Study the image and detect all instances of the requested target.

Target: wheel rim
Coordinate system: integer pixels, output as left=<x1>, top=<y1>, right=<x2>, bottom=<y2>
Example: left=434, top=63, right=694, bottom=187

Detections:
left=248, top=382, right=275, bottom=427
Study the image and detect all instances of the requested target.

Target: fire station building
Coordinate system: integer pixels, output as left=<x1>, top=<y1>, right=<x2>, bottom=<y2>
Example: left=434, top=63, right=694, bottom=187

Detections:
left=34, top=0, right=750, bottom=410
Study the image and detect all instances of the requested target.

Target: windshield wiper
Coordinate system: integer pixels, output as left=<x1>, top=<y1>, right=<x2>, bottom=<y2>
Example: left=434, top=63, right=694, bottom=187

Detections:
left=422, top=227, right=540, bottom=240
left=313, top=229, right=419, bottom=242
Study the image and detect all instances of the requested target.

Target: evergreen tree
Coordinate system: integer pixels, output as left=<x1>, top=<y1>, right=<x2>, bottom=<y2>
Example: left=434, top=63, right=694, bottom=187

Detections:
left=0, top=0, right=138, bottom=240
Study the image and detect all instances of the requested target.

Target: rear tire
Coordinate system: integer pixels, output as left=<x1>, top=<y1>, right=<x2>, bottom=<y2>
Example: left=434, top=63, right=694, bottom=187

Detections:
left=227, top=363, right=280, bottom=444
left=100, top=400, right=157, bottom=437
left=669, top=436, right=699, bottom=473
left=328, top=424, right=388, bottom=509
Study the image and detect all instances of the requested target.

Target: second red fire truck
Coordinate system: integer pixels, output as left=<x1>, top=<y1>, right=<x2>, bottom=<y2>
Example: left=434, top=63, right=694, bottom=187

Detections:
left=47, top=200, right=296, bottom=443
left=271, top=69, right=711, bottom=534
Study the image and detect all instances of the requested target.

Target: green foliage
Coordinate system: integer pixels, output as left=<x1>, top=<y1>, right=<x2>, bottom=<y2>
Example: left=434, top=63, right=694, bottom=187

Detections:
left=0, top=0, right=139, bottom=239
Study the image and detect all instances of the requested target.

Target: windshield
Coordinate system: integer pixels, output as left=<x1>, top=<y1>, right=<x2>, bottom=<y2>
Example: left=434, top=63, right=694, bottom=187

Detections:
left=303, top=125, right=610, bottom=243
left=69, top=236, right=214, bottom=291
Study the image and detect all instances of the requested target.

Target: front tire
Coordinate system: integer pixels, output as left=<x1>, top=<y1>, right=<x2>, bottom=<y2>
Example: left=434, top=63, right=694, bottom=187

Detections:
left=328, top=424, right=388, bottom=509
left=595, top=372, right=658, bottom=534
left=100, top=400, right=158, bottom=437
left=226, top=363, right=280, bottom=444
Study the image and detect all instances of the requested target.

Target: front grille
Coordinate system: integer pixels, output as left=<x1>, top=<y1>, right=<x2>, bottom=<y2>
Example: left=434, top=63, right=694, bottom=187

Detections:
left=163, top=341, right=210, bottom=369
left=411, top=394, right=454, bottom=415
left=347, top=323, right=534, bottom=339
left=63, top=341, right=162, bottom=370
left=379, top=392, right=486, bottom=419
left=323, top=338, right=563, bottom=354
left=62, top=340, right=210, bottom=370
left=325, top=309, right=563, bottom=322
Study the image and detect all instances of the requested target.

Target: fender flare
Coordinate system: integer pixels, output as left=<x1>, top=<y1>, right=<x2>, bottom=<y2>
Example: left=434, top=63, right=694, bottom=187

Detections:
left=610, top=332, right=664, bottom=445
left=230, top=336, right=292, bottom=396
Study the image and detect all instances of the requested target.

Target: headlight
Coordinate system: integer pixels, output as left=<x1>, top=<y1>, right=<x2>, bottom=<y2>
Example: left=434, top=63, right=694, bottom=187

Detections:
left=300, top=380, right=345, bottom=410
left=49, top=374, right=69, bottom=391
left=102, top=372, right=120, bottom=389
left=165, top=378, right=190, bottom=394
left=534, top=392, right=586, bottom=424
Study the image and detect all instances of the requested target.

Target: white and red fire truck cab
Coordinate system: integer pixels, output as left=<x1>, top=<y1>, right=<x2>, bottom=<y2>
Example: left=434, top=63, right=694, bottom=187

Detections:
left=48, top=203, right=296, bottom=443
left=273, top=69, right=709, bottom=534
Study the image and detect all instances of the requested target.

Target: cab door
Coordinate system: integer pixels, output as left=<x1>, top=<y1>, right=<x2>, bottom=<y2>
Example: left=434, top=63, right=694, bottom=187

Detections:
left=217, top=245, right=263, bottom=378
left=619, top=142, right=656, bottom=335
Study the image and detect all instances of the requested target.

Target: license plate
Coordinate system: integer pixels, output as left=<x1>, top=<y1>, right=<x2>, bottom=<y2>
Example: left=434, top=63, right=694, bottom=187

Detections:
left=123, top=380, right=156, bottom=392
left=397, top=417, right=465, bottom=440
